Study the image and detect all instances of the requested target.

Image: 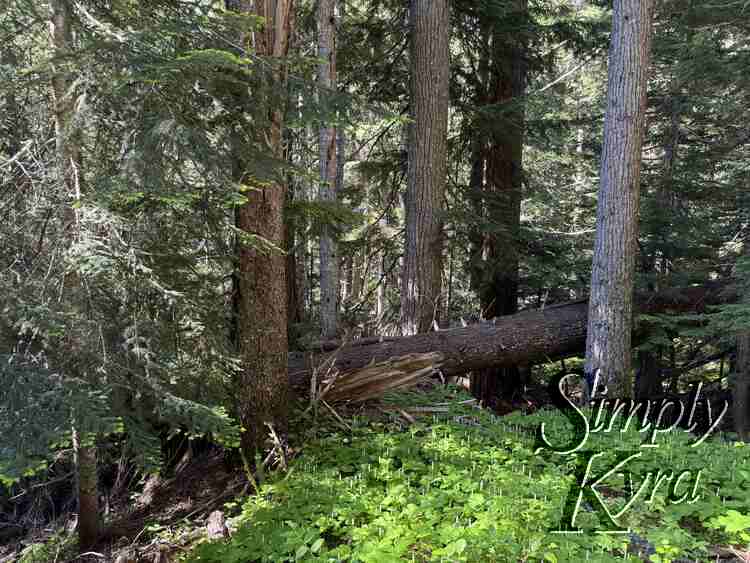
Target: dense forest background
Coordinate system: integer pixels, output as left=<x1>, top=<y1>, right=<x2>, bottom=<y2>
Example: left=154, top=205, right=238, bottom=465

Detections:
left=2, top=0, right=750, bottom=561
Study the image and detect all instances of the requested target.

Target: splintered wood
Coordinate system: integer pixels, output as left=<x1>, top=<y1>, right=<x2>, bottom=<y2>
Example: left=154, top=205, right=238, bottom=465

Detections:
left=320, top=352, right=444, bottom=403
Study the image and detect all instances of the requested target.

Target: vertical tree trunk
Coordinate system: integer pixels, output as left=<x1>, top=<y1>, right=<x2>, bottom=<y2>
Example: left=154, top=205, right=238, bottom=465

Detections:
left=227, top=0, right=293, bottom=458
left=299, top=122, right=314, bottom=314
left=734, top=184, right=750, bottom=439
left=50, top=0, right=83, bottom=217
left=376, top=252, right=385, bottom=325
left=468, top=1, right=527, bottom=406
left=336, top=95, right=349, bottom=307
left=286, top=171, right=303, bottom=347
left=284, top=127, right=300, bottom=344
left=735, top=332, right=750, bottom=441
left=584, top=0, right=655, bottom=399
left=400, top=0, right=450, bottom=336
left=49, top=0, right=99, bottom=551
left=482, top=3, right=525, bottom=325
left=350, top=250, right=363, bottom=301
left=71, top=429, right=98, bottom=552
left=318, top=0, right=339, bottom=339
left=445, top=242, right=454, bottom=328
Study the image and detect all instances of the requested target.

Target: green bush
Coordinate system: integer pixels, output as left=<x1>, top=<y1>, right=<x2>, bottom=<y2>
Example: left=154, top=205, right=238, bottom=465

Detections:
left=188, top=387, right=750, bottom=562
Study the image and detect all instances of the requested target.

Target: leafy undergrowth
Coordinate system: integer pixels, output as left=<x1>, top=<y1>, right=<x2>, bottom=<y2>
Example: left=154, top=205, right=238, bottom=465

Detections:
left=188, top=386, right=750, bottom=562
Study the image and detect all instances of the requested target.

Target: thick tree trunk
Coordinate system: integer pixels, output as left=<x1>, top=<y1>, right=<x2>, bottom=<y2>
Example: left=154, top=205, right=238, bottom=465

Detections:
left=469, top=1, right=527, bottom=406
left=734, top=333, right=750, bottom=441
left=49, top=0, right=99, bottom=551
left=291, top=283, right=731, bottom=384
left=228, top=0, right=293, bottom=458
left=400, top=0, right=450, bottom=335
left=295, top=300, right=588, bottom=382
left=584, top=0, right=655, bottom=398
left=318, top=0, right=339, bottom=339
left=481, top=2, right=526, bottom=324
left=734, top=233, right=750, bottom=441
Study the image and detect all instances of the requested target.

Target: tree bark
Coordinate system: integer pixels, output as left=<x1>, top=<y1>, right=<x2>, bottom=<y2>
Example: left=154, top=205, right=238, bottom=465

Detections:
left=469, top=0, right=527, bottom=406
left=584, top=0, right=655, bottom=398
left=318, top=0, right=339, bottom=339
left=400, top=0, right=450, bottom=335
left=291, top=283, right=731, bottom=385
left=286, top=169, right=303, bottom=346
left=72, top=429, right=99, bottom=552
left=49, top=0, right=99, bottom=551
left=295, top=301, right=588, bottom=382
left=734, top=234, right=750, bottom=441
left=50, top=0, right=82, bottom=223
left=227, top=0, right=293, bottom=458
left=734, top=332, right=750, bottom=441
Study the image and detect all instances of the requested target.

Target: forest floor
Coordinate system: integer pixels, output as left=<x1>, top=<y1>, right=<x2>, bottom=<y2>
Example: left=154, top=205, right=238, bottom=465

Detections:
left=1, top=446, right=244, bottom=562
left=4, top=381, right=750, bottom=562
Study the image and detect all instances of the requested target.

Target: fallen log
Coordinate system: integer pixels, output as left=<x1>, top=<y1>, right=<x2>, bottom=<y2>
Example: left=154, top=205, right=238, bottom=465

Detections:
left=289, top=282, right=735, bottom=390
left=290, top=300, right=589, bottom=385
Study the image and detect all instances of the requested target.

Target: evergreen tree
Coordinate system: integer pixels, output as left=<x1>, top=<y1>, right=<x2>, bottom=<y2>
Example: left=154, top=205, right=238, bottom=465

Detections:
left=584, top=0, right=655, bottom=398
left=225, top=0, right=294, bottom=459
left=318, top=0, right=340, bottom=340
left=400, top=0, right=451, bottom=336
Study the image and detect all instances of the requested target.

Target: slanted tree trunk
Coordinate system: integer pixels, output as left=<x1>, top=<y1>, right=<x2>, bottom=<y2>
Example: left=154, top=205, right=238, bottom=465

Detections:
left=295, top=300, right=589, bottom=382
left=49, top=0, right=99, bottom=551
left=584, top=0, right=655, bottom=398
left=318, top=0, right=339, bottom=339
left=400, top=0, right=450, bottom=336
left=227, top=0, right=293, bottom=458
left=291, top=283, right=730, bottom=389
left=469, top=1, right=527, bottom=407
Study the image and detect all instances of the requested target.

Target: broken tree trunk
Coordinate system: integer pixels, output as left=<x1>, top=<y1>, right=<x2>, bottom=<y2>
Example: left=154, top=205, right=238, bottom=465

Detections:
left=291, top=300, right=588, bottom=384
left=319, top=352, right=444, bottom=403
left=290, top=283, right=733, bottom=390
